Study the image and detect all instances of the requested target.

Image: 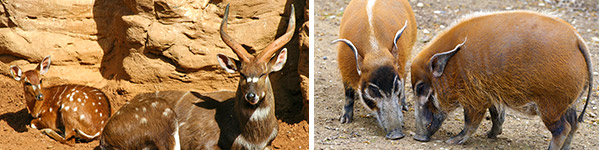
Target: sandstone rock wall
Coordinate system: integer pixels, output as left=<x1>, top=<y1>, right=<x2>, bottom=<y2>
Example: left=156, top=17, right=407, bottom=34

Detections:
left=0, top=0, right=308, bottom=122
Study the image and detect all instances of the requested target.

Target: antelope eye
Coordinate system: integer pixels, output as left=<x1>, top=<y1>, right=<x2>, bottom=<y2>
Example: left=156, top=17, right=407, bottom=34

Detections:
left=259, top=73, right=267, bottom=78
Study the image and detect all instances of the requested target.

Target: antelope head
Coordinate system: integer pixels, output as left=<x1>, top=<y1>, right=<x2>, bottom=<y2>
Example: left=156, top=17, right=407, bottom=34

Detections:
left=9, top=55, right=52, bottom=116
left=217, top=4, right=295, bottom=105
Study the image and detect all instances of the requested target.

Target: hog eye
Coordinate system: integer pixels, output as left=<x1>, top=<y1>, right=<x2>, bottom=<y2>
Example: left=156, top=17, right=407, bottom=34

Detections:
left=415, top=82, right=429, bottom=96
left=368, top=85, right=382, bottom=97
left=362, top=97, right=377, bottom=110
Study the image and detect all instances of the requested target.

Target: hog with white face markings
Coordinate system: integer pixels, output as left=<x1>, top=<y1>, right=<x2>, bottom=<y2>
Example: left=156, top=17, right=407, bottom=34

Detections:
left=9, top=55, right=111, bottom=144
left=410, top=11, right=593, bottom=150
left=97, top=3, right=294, bottom=150
left=333, top=0, right=417, bottom=139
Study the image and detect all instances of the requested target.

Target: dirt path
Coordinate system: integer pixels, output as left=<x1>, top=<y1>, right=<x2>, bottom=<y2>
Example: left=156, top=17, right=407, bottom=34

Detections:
left=315, top=0, right=598, bottom=149
left=0, top=74, right=308, bottom=149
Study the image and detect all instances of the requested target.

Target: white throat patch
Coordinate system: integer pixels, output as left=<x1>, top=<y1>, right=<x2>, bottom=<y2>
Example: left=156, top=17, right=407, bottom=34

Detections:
left=249, top=107, right=271, bottom=122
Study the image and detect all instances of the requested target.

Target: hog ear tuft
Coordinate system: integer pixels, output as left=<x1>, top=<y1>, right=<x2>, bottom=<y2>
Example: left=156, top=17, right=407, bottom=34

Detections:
left=429, top=37, right=467, bottom=77
left=332, top=39, right=362, bottom=76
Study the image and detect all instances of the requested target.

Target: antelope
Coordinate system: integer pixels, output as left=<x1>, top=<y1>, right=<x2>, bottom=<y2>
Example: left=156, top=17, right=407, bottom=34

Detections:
left=410, top=11, right=593, bottom=150
left=332, top=0, right=416, bottom=139
left=9, top=55, right=111, bottom=144
left=99, top=97, right=179, bottom=150
left=98, top=3, right=294, bottom=149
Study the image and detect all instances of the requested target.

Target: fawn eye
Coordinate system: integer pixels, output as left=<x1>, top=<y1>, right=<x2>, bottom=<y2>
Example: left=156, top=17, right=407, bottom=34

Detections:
left=39, top=80, right=43, bottom=84
left=25, top=82, right=32, bottom=86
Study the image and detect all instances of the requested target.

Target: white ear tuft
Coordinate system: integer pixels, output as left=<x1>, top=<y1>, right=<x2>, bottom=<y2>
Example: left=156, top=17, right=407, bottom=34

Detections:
left=271, top=48, right=287, bottom=72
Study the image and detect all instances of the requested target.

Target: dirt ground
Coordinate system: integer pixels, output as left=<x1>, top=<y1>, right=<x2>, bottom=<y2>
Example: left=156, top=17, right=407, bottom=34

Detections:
left=0, top=74, right=308, bottom=149
left=315, top=0, right=599, bottom=149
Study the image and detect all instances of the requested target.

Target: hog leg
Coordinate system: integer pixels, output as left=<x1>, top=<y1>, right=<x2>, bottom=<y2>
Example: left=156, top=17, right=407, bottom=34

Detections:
left=487, top=106, right=505, bottom=138
left=544, top=111, right=572, bottom=150
left=560, top=106, right=578, bottom=150
left=446, top=106, right=486, bottom=144
left=340, top=83, right=356, bottom=123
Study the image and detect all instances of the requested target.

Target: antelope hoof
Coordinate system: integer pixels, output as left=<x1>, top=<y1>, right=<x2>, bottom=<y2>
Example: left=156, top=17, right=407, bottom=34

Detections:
left=445, top=135, right=469, bottom=145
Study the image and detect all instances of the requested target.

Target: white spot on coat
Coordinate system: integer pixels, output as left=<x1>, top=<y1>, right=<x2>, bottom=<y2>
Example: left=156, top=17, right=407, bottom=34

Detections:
left=101, top=121, right=105, bottom=124
left=99, top=113, right=103, bottom=117
left=80, top=114, right=85, bottom=120
left=64, top=106, right=70, bottom=111
left=77, top=98, right=81, bottom=102
left=73, top=107, right=78, bottom=112
left=140, top=117, right=147, bottom=124
left=135, top=114, right=139, bottom=119
left=163, top=108, right=172, bottom=117
left=92, top=102, right=95, bottom=106
left=95, top=109, right=98, bottom=113
left=142, top=107, right=146, bottom=112
left=49, top=108, right=52, bottom=112
left=151, top=101, right=158, bottom=108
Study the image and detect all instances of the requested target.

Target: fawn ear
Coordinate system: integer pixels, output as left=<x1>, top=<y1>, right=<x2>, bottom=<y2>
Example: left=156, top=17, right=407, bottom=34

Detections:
left=9, top=65, right=22, bottom=81
left=39, top=55, right=51, bottom=75
left=269, top=48, right=287, bottom=72
left=217, top=54, right=241, bottom=73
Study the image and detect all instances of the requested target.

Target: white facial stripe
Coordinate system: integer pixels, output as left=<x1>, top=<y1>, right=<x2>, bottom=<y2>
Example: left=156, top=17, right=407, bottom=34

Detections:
left=246, top=77, right=260, bottom=83
left=249, top=107, right=271, bottom=121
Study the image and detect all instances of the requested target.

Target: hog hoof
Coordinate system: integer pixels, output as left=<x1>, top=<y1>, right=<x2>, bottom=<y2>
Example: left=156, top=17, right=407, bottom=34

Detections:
left=385, top=130, right=405, bottom=140
left=486, top=130, right=502, bottom=138
left=413, top=135, right=431, bottom=142
left=445, top=135, right=469, bottom=145
left=339, top=114, right=353, bottom=124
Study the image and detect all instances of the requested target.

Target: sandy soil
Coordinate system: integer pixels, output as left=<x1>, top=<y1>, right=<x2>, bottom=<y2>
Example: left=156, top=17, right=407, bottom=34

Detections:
left=315, top=0, right=599, bottom=149
left=0, top=74, right=308, bottom=149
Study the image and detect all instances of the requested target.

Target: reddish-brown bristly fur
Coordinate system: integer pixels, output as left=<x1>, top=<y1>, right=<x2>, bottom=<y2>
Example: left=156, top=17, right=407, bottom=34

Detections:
left=9, top=56, right=111, bottom=144
left=338, top=0, right=416, bottom=89
left=99, top=97, right=178, bottom=150
left=334, top=0, right=416, bottom=139
left=410, top=11, right=593, bottom=149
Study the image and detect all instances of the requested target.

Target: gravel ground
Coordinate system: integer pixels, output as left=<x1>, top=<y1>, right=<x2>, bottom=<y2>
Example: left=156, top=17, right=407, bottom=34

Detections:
left=314, top=0, right=599, bottom=149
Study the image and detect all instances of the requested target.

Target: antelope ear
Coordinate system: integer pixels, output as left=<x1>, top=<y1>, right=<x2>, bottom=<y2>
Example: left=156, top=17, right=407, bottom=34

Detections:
left=39, top=55, right=51, bottom=75
left=269, top=48, right=287, bottom=72
left=217, top=54, right=240, bottom=73
left=428, top=38, right=466, bottom=77
left=9, top=65, right=22, bottom=81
